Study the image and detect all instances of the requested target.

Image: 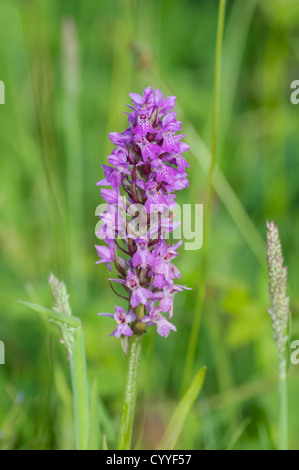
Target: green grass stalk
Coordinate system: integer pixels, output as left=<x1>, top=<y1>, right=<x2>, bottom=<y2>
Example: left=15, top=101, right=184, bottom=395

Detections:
left=266, top=221, right=290, bottom=450
left=278, top=357, right=288, bottom=450
left=182, top=0, right=227, bottom=391
left=70, top=327, right=90, bottom=450
left=20, top=296, right=90, bottom=450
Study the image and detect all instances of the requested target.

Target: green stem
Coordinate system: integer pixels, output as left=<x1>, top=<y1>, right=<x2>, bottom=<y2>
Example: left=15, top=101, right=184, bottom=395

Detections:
left=117, top=307, right=144, bottom=450
left=61, top=19, right=86, bottom=298
left=278, top=357, right=288, bottom=450
left=70, top=328, right=90, bottom=450
left=206, top=0, right=227, bottom=230
left=182, top=0, right=227, bottom=392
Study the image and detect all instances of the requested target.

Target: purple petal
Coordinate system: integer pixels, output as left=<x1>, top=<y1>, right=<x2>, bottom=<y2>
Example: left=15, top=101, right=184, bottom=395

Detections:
left=156, top=316, right=177, bottom=338
left=126, top=310, right=138, bottom=323
left=111, top=324, right=134, bottom=338
left=129, top=92, right=145, bottom=107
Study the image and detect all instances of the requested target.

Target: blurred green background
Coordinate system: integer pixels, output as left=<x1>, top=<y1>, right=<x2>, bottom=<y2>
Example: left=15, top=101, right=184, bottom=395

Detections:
left=1, top=0, right=299, bottom=450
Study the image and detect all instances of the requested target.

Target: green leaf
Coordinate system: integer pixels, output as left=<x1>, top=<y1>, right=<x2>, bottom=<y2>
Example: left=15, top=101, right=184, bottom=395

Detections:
left=102, top=434, right=108, bottom=450
left=226, top=417, right=252, bottom=450
left=19, top=300, right=81, bottom=328
left=71, top=328, right=90, bottom=450
left=20, top=299, right=89, bottom=450
left=157, top=366, right=207, bottom=450
left=98, top=396, right=117, bottom=445
left=89, top=379, right=100, bottom=450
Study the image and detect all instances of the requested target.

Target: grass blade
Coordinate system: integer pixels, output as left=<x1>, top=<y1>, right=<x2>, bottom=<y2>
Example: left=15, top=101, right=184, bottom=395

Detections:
left=20, top=299, right=89, bottom=450
left=19, top=300, right=81, bottom=328
left=226, top=416, right=252, bottom=450
left=102, top=434, right=108, bottom=451
left=71, top=328, right=90, bottom=450
left=89, top=379, right=100, bottom=450
left=157, top=367, right=206, bottom=450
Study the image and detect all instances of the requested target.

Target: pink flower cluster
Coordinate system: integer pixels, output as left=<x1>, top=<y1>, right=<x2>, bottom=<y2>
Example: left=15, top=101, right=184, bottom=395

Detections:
left=96, top=87, right=190, bottom=338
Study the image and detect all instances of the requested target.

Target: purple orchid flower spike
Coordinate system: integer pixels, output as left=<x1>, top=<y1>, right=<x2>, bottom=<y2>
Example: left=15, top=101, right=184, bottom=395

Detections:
left=132, top=237, right=154, bottom=269
left=109, top=270, right=153, bottom=308
left=153, top=284, right=192, bottom=318
left=140, top=306, right=177, bottom=338
left=95, top=87, right=190, bottom=343
left=95, top=243, right=115, bottom=272
left=98, top=307, right=137, bottom=338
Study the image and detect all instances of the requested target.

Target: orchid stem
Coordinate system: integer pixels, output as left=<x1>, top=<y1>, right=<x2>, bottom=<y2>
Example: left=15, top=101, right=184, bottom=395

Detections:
left=117, top=305, right=144, bottom=450
left=278, top=356, right=288, bottom=450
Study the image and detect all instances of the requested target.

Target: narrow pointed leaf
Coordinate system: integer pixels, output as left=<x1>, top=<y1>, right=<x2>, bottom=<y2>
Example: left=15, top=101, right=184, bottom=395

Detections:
left=102, top=434, right=108, bottom=450
left=89, top=379, right=100, bottom=450
left=71, top=328, right=90, bottom=450
left=157, top=366, right=206, bottom=450
left=19, top=300, right=81, bottom=328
